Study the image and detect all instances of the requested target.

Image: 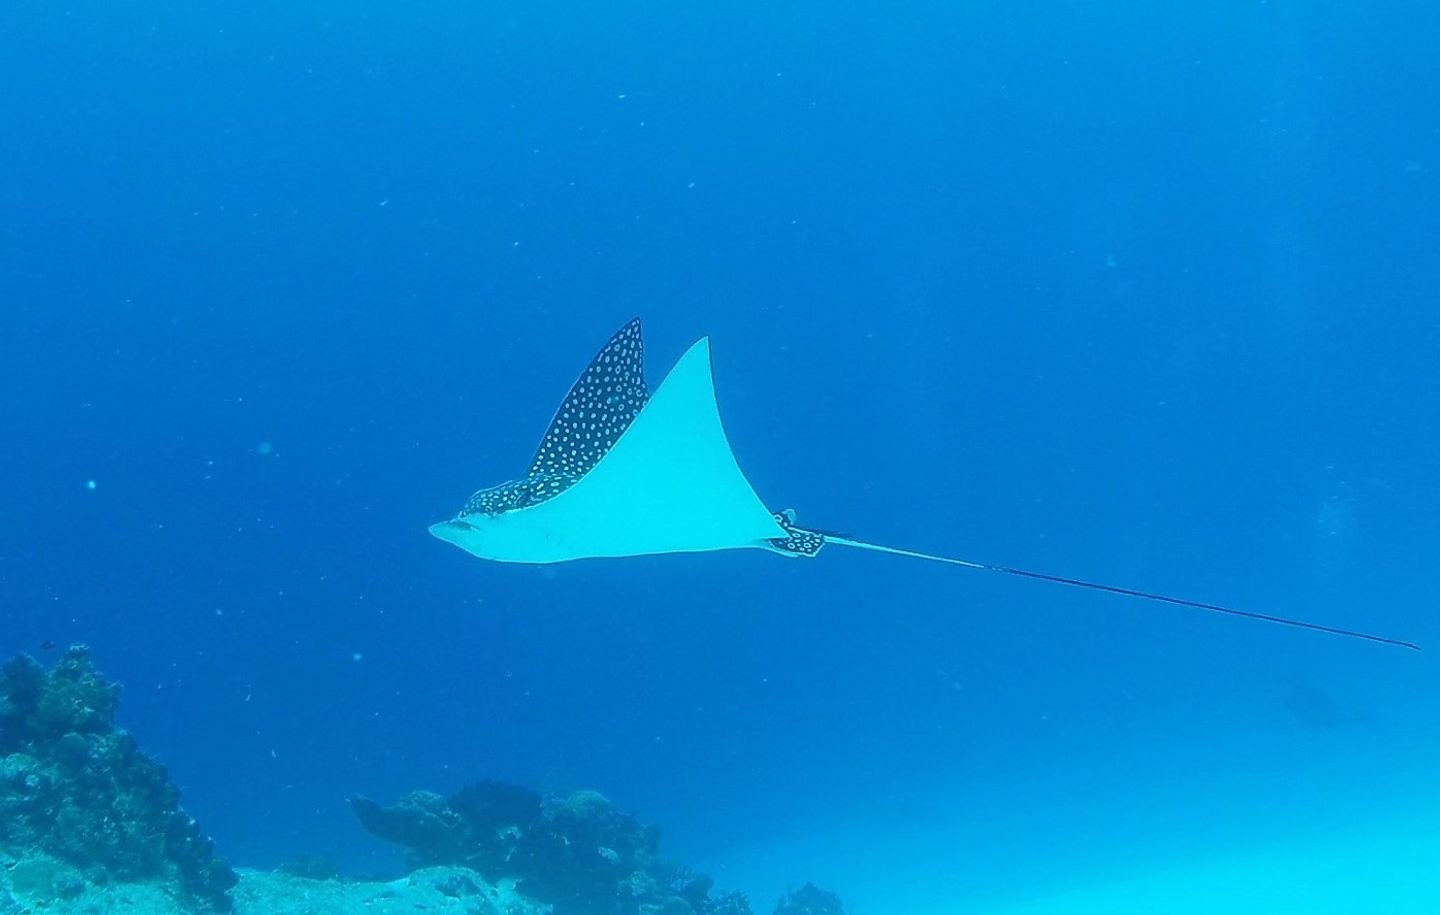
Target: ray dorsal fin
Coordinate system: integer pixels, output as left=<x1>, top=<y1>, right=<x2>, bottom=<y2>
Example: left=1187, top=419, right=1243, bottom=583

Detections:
left=529, top=318, right=649, bottom=480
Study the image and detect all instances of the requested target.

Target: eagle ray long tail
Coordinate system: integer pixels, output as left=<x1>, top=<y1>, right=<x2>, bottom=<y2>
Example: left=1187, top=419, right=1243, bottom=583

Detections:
left=824, top=536, right=1420, bottom=651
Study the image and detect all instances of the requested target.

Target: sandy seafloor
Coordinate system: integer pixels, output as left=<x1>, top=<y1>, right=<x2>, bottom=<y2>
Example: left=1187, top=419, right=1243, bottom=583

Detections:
left=984, top=831, right=1440, bottom=915
left=8, top=824, right=1439, bottom=915
left=706, top=812, right=1440, bottom=915
left=0, top=864, right=545, bottom=915
left=698, top=732, right=1440, bottom=915
left=6, top=806, right=1440, bottom=913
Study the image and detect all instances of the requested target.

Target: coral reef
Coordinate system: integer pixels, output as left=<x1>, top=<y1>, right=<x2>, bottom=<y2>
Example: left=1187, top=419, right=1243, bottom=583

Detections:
left=0, top=645, right=238, bottom=912
left=352, top=781, right=755, bottom=915
left=0, top=644, right=845, bottom=915
left=772, top=883, right=845, bottom=915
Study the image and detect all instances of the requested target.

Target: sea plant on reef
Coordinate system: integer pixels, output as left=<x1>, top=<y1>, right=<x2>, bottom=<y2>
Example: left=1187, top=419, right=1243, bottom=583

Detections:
left=0, top=645, right=238, bottom=911
left=352, top=780, right=757, bottom=915
left=772, top=882, right=846, bottom=915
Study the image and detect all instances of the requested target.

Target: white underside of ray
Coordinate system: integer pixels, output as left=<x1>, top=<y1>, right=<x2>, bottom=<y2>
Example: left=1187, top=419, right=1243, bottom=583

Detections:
left=430, top=337, right=787, bottom=564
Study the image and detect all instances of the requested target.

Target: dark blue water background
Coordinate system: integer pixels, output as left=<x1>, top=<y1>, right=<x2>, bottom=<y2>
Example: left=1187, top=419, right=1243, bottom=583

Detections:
left=3, top=2, right=1438, bottom=909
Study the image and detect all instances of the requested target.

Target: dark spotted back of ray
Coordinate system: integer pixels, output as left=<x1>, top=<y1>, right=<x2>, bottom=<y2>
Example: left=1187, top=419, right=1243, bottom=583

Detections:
left=529, top=318, right=649, bottom=480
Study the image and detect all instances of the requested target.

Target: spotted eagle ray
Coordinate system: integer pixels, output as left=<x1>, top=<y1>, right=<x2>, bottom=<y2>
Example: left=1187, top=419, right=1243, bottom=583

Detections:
left=430, top=319, right=1419, bottom=652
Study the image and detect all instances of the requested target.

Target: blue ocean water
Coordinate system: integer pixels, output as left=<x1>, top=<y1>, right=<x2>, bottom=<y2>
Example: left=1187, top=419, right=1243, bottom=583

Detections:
left=2, top=2, right=1438, bottom=912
